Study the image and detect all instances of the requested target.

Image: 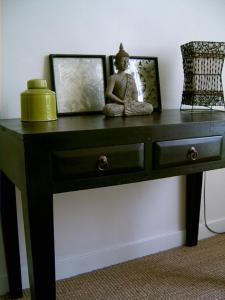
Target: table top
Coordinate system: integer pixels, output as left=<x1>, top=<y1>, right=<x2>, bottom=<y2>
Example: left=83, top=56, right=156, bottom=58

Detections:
left=0, top=109, right=225, bottom=138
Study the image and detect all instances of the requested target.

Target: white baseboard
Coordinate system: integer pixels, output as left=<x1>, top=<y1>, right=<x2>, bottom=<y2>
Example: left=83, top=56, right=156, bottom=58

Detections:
left=1, top=217, right=225, bottom=295
left=17, top=229, right=186, bottom=290
left=55, top=229, right=185, bottom=281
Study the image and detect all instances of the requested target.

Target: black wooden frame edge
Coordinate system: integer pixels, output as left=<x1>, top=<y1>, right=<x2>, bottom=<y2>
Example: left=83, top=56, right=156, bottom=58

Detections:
left=49, top=54, right=107, bottom=116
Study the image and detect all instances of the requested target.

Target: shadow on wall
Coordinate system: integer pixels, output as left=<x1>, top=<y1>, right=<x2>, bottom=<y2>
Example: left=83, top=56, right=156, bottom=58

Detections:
left=158, top=47, right=184, bottom=109
left=178, top=175, right=186, bottom=230
left=43, top=55, right=52, bottom=90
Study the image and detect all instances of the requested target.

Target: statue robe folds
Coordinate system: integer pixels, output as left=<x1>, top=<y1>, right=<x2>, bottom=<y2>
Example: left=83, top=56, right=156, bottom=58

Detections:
left=103, top=74, right=153, bottom=117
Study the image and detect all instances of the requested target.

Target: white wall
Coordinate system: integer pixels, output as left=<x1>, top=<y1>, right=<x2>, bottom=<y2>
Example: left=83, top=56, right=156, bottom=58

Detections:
left=0, top=0, right=9, bottom=294
left=1, top=0, right=225, bottom=295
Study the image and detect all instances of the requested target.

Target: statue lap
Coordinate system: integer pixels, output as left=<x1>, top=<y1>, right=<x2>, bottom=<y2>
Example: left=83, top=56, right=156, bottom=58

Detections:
left=103, top=101, right=153, bottom=117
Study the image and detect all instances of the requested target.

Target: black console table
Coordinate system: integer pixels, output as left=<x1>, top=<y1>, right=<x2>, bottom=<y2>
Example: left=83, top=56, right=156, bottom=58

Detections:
left=1, top=109, right=225, bottom=299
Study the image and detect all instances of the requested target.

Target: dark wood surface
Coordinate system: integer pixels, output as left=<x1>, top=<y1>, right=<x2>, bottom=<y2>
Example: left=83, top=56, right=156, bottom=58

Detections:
left=186, top=172, right=203, bottom=246
left=0, top=172, right=22, bottom=298
left=1, top=109, right=225, bottom=299
left=1, top=110, right=225, bottom=137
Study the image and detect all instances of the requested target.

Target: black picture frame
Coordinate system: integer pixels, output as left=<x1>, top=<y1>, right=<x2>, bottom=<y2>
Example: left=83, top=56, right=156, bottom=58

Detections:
left=49, top=54, right=107, bottom=115
left=109, top=56, right=162, bottom=111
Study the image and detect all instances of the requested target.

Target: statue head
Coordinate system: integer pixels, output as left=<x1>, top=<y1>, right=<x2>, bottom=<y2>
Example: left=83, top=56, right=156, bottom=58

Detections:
left=115, top=43, right=129, bottom=71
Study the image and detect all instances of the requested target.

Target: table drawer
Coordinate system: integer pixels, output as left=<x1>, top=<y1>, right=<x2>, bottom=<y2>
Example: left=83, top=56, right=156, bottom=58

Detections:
left=52, top=143, right=144, bottom=180
left=154, top=136, right=222, bottom=169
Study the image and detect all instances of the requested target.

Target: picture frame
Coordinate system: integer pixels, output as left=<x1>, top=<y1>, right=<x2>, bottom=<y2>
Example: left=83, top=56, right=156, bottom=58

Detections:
left=49, top=54, right=107, bottom=115
left=109, top=56, right=162, bottom=111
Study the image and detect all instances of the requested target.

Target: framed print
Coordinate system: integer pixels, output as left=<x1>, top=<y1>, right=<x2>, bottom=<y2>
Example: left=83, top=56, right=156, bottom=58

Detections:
left=109, top=56, right=161, bottom=111
left=49, top=54, right=107, bottom=115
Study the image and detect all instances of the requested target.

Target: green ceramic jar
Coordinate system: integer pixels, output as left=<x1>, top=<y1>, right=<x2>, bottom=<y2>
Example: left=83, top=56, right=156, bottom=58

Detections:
left=21, top=79, right=57, bottom=122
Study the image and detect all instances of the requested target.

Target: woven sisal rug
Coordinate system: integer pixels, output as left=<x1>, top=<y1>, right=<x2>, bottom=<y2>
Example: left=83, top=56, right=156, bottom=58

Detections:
left=1, top=234, right=225, bottom=299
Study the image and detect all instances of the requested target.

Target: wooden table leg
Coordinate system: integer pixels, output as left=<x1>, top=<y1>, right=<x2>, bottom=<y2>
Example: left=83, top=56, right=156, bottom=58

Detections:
left=186, top=172, right=203, bottom=246
left=21, top=187, right=56, bottom=299
left=0, top=171, right=23, bottom=298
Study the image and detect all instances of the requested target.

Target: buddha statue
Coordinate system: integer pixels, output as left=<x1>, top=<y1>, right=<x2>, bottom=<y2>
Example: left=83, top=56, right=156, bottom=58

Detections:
left=103, top=43, right=153, bottom=117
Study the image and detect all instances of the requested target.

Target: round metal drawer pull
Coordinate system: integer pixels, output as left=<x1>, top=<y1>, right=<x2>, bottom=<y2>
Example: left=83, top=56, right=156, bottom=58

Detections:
left=187, top=146, right=198, bottom=161
left=97, top=155, right=108, bottom=171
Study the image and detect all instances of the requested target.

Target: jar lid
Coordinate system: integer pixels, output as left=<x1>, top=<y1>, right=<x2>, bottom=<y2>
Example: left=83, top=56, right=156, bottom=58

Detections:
left=27, top=79, right=48, bottom=89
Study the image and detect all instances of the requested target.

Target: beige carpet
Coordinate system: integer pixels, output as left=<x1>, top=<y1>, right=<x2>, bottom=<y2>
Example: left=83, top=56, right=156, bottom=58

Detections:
left=1, top=234, right=225, bottom=299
